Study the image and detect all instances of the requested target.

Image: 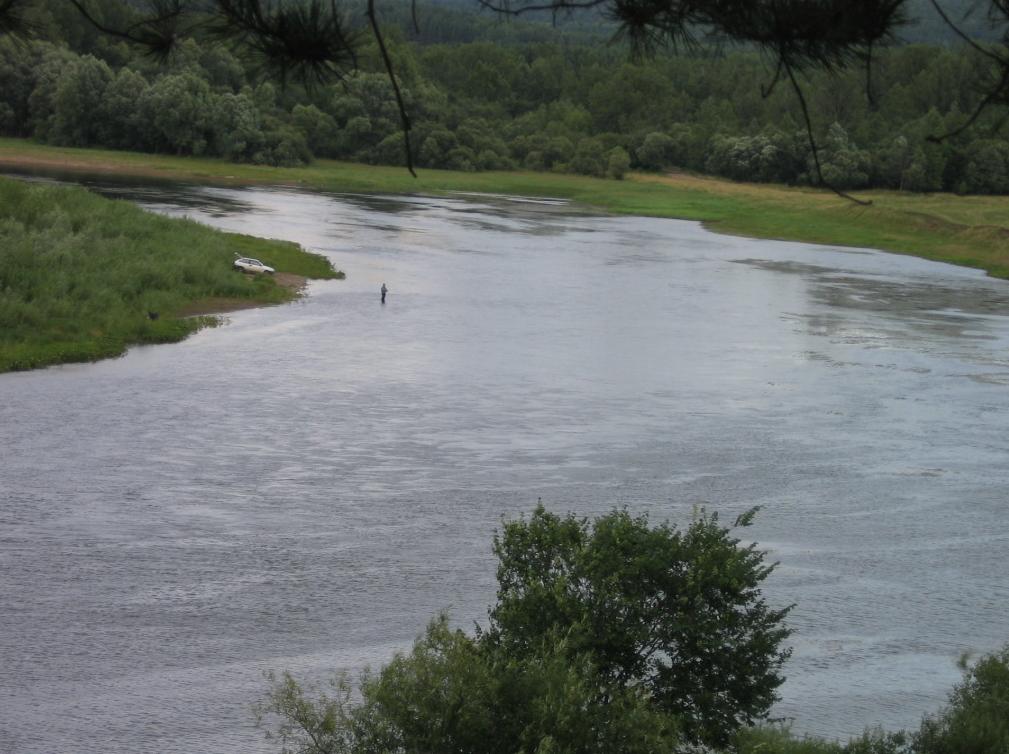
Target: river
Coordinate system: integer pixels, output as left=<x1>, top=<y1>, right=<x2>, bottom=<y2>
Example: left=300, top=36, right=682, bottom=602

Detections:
left=1, top=177, right=1008, bottom=753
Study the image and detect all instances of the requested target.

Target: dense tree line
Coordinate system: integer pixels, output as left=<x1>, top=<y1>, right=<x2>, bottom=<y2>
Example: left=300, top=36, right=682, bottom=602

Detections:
left=0, top=37, right=315, bottom=164
left=3, top=0, right=1009, bottom=192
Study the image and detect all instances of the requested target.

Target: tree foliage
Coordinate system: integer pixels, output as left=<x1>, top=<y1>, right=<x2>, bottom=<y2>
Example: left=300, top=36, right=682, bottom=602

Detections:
left=254, top=671, right=359, bottom=754
left=256, top=505, right=792, bottom=752
left=5, top=0, right=1009, bottom=188
left=6, top=17, right=1009, bottom=189
left=485, top=505, right=792, bottom=747
left=915, top=647, right=1009, bottom=754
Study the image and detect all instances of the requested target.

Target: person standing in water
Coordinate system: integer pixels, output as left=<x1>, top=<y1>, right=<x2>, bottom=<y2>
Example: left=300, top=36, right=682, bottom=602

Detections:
left=381, top=283, right=388, bottom=304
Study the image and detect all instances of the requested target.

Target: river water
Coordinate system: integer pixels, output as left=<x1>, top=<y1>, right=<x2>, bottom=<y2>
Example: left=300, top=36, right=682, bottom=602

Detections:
left=2, top=177, right=1008, bottom=753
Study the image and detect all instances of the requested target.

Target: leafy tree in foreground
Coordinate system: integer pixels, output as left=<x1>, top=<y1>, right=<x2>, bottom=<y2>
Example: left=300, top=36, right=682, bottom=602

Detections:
left=255, top=671, right=359, bottom=754
left=257, top=505, right=792, bottom=752
left=484, top=506, right=792, bottom=748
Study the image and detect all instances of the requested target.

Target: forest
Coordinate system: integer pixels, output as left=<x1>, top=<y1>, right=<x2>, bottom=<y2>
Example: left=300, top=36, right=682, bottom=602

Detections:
left=3, top=0, right=1009, bottom=193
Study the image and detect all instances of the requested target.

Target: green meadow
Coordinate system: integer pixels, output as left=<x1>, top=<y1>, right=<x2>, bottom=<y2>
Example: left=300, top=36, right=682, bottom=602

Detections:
left=0, top=175, right=340, bottom=373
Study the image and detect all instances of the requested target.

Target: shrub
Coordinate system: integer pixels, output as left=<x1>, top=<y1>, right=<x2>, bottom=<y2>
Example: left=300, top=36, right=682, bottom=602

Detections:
left=607, top=146, right=631, bottom=179
left=915, top=647, right=1009, bottom=754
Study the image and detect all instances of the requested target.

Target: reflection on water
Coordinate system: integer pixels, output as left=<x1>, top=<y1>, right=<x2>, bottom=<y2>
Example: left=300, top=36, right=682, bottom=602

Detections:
left=2, top=174, right=1009, bottom=754
left=4, top=168, right=258, bottom=216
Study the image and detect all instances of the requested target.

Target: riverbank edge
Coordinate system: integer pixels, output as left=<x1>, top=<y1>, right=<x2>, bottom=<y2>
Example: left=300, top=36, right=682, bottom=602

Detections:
left=0, top=174, right=341, bottom=374
left=176, top=271, right=309, bottom=317
left=3, top=137, right=1009, bottom=281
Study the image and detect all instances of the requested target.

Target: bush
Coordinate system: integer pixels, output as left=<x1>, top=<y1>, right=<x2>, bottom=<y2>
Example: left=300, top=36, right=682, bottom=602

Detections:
left=607, top=146, right=631, bottom=179
left=960, top=141, right=1009, bottom=195
left=485, top=506, right=792, bottom=747
left=637, top=131, right=675, bottom=170
left=569, top=137, right=607, bottom=176
left=915, top=647, right=1009, bottom=754
left=734, top=726, right=844, bottom=754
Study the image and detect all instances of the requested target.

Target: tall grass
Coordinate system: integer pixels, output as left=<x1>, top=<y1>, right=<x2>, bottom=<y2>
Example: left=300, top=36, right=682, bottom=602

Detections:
left=0, top=177, right=340, bottom=372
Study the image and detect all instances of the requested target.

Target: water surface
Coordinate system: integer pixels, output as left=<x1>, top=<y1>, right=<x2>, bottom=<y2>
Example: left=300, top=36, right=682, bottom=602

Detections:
left=2, top=179, right=1008, bottom=753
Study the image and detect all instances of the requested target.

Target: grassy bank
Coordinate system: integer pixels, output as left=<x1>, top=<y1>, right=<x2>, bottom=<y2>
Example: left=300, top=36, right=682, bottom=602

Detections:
left=4, top=137, right=1009, bottom=280
left=0, top=175, right=341, bottom=373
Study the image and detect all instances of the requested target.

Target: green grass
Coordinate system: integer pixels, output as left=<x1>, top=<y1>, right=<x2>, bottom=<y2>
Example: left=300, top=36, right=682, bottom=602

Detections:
left=0, top=175, right=341, bottom=373
left=3, top=136, right=1008, bottom=280
left=226, top=232, right=337, bottom=280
